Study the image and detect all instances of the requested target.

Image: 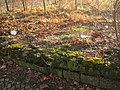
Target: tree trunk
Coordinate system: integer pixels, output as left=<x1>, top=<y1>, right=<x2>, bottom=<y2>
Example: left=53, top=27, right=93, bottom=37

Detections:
left=43, top=0, right=46, bottom=15
left=54, top=0, right=57, bottom=4
left=21, top=0, right=27, bottom=11
left=114, top=0, right=119, bottom=41
left=12, top=0, right=15, bottom=11
left=75, top=0, right=77, bottom=10
left=58, top=0, right=63, bottom=9
left=30, top=0, right=34, bottom=13
left=5, top=0, right=9, bottom=11
left=24, top=0, right=27, bottom=10
left=21, top=0, right=25, bottom=11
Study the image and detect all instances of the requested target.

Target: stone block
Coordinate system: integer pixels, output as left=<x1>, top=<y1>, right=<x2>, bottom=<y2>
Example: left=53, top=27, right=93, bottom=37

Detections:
left=67, top=61, right=80, bottom=71
left=100, top=78, right=120, bottom=90
left=52, top=69, right=63, bottom=78
left=81, top=74, right=99, bottom=86
left=63, top=70, right=80, bottom=82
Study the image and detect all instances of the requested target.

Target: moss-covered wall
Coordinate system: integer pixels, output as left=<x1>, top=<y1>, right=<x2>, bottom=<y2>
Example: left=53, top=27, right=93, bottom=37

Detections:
left=1, top=42, right=120, bottom=89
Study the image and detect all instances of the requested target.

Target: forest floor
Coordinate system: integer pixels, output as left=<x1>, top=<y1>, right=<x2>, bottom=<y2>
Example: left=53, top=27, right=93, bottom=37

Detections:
left=0, top=9, right=120, bottom=90
left=0, top=60, right=102, bottom=90
left=0, top=10, right=119, bottom=63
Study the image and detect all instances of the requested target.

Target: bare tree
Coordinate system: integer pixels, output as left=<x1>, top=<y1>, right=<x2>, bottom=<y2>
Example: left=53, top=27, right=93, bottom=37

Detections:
left=54, top=0, right=57, bottom=4
left=75, top=0, right=78, bottom=10
left=5, top=0, right=9, bottom=11
left=24, top=0, right=27, bottom=10
left=21, top=0, right=27, bottom=11
left=12, top=0, right=15, bottom=11
left=43, top=0, right=46, bottom=15
left=113, top=0, right=120, bottom=41
left=30, top=0, right=34, bottom=13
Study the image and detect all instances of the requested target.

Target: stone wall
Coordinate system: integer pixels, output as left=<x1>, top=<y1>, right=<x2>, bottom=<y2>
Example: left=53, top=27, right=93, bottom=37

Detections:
left=13, top=60, right=120, bottom=90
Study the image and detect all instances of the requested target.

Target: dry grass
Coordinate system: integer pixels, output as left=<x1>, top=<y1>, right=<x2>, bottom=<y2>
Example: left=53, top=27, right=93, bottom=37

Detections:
left=0, top=0, right=114, bottom=14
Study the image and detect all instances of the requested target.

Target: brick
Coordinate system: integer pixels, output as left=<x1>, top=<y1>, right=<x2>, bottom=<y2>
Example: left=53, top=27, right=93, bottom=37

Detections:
left=25, top=85, right=30, bottom=89
left=100, top=78, right=120, bottom=90
left=81, top=74, right=99, bottom=86
left=0, top=78, right=4, bottom=82
left=7, top=83, right=12, bottom=88
left=63, top=70, right=80, bottom=82
left=11, top=86, right=15, bottom=90
left=5, top=78, right=9, bottom=82
left=52, top=69, right=63, bottom=78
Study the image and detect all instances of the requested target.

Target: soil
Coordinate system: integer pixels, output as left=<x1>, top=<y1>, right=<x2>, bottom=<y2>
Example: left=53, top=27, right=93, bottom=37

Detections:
left=0, top=60, right=102, bottom=90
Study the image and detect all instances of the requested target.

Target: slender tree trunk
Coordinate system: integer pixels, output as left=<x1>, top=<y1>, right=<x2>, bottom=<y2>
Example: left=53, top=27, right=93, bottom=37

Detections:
left=114, top=0, right=119, bottom=41
left=43, top=0, right=46, bottom=15
left=5, top=0, right=9, bottom=11
left=75, top=0, right=77, bottom=10
left=21, top=0, right=25, bottom=11
left=30, top=0, right=34, bottom=13
left=54, top=0, right=57, bottom=4
left=12, top=0, right=15, bottom=11
left=58, top=0, right=62, bottom=9
left=80, top=0, right=83, bottom=9
left=24, top=0, right=27, bottom=10
left=21, top=0, right=27, bottom=11
left=96, top=0, right=99, bottom=15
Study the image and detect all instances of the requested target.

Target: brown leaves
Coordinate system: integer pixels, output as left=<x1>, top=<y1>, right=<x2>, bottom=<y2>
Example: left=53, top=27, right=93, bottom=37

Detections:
left=0, top=64, right=6, bottom=70
left=0, top=30, right=7, bottom=35
left=40, top=84, right=48, bottom=90
left=91, top=31, right=104, bottom=38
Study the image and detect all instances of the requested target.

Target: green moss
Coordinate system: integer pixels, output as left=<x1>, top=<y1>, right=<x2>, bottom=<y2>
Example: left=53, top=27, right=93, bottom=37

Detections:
left=86, top=57, right=105, bottom=65
left=61, top=34, right=71, bottom=39
left=67, top=60, right=79, bottom=71
left=8, top=43, right=25, bottom=48
left=44, top=53, right=54, bottom=60
left=43, top=38, right=55, bottom=42
left=59, top=62, right=67, bottom=69
left=57, top=69, right=63, bottom=77
left=99, top=61, right=104, bottom=64
left=2, top=42, right=120, bottom=80
left=62, top=43, right=71, bottom=48
left=67, top=51, right=82, bottom=57
left=71, top=26, right=87, bottom=32
left=0, top=35, right=10, bottom=38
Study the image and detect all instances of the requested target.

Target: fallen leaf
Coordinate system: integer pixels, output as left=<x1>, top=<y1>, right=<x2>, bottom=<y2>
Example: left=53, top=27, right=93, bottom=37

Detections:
left=105, top=25, right=109, bottom=29
left=58, top=86, right=63, bottom=90
left=6, top=61, right=13, bottom=66
left=0, top=64, right=6, bottom=70
left=10, top=30, right=18, bottom=35
left=40, top=84, right=48, bottom=90
left=43, top=76, right=50, bottom=81
left=74, top=81, right=79, bottom=85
